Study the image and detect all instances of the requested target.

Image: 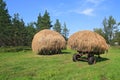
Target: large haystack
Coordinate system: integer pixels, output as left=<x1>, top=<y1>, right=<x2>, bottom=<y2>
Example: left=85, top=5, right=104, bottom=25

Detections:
left=32, top=29, right=66, bottom=55
left=68, top=30, right=108, bottom=54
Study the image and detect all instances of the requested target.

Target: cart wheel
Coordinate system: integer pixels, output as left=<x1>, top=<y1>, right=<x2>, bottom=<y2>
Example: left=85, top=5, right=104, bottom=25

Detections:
left=73, top=53, right=81, bottom=62
left=88, top=56, right=96, bottom=65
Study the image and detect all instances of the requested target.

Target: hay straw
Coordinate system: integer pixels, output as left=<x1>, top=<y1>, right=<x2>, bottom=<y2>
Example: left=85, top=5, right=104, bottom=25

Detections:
left=68, top=30, right=108, bottom=54
left=32, top=29, right=66, bottom=55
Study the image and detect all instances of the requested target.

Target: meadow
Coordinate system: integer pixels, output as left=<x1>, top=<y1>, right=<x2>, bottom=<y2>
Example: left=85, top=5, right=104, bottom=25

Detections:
left=0, top=47, right=120, bottom=80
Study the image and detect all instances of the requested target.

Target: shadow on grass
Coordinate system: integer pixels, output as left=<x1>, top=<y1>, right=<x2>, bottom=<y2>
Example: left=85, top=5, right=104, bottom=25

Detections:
left=76, top=56, right=109, bottom=63
left=96, top=57, right=109, bottom=62
left=38, top=50, right=72, bottom=55
left=61, top=51, right=72, bottom=54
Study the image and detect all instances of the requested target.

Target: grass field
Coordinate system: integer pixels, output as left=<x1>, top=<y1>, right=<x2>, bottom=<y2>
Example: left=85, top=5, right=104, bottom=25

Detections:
left=0, top=47, right=120, bottom=80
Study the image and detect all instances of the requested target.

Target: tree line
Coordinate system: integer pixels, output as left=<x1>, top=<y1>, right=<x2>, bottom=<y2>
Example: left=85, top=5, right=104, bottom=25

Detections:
left=0, top=0, right=120, bottom=47
left=94, top=16, right=120, bottom=45
left=0, top=0, right=69, bottom=47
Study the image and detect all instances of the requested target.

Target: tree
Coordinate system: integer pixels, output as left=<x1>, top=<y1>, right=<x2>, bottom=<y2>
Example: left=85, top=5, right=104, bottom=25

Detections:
left=36, top=13, right=42, bottom=32
left=26, top=22, right=36, bottom=46
left=11, top=13, right=26, bottom=46
left=0, top=0, right=11, bottom=27
left=41, top=10, right=52, bottom=30
left=102, top=16, right=118, bottom=45
left=36, top=10, right=52, bottom=31
left=0, top=0, right=11, bottom=46
left=93, top=28, right=105, bottom=38
left=62, top=22, right=69, bottom=40
left=114, top=31, right=120, bottom=45
left=112, top=24, right=120, bottom=45
left=53, top=19, right=62, bottom=33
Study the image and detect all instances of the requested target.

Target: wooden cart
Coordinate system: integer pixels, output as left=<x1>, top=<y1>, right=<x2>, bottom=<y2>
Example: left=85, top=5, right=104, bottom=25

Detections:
left=72, top=51, right=98, bottom=65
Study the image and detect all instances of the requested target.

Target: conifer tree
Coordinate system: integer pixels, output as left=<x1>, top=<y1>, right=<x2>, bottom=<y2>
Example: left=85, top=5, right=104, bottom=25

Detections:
left=0, top=0, right=11, bottom=46
left=11, top=13, right=26, bottom=46
left=53, top=19, right=62, bottom=33
left=36, top=13, right=42, bottom=31
left=62, top=22, right=69, bottom=40
left=36, top=10, right=52, bottom=31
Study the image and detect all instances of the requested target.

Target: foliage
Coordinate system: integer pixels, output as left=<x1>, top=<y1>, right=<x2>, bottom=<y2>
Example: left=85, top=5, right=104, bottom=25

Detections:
left=53, top=20, right=69, bottom=40
left=113, top=31, right=120, bottom=45
left=35, top=13, right=42, bottom=32
left=0, top=0, right=68, bottom=47
left=94, top=16, right=120, bottom=45
left=93, top=28, right=104, bottom=37
left=53, top=19, right=62, bottom=33
left=26, top=22, right=36, bottom=46
left=62, top=22, right=69, bottom=40
left=35, top=10, right=52, bottom=31
left=102, top=16, right=119, bottom=45
left=0, top=46, right=31, bottom=52
left=0, top=47, right=120, bottom=80
left=0, top=0, right=11, bottom=46
left=11, top=13, right=26, bottom=46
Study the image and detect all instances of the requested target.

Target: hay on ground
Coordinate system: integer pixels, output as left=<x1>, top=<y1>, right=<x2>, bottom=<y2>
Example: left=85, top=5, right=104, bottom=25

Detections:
left=32, top=29, right=66, bottom=55
left=68, top=30, right=108, bottom=54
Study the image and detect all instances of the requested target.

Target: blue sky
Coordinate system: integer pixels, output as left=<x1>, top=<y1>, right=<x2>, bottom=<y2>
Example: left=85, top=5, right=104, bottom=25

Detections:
left=5, top=0, right=120, bottom=35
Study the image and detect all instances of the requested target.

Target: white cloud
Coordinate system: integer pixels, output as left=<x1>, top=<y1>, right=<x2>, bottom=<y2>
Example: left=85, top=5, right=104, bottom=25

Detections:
left=80, top=8, right=94, bottom=16
left=69, top=8, right=95, bottom=16
left=86, top=0, right=105, bottom=5
left=50, top=0, right=105, bottom=17
left=70, top=0, right=106, bottom=16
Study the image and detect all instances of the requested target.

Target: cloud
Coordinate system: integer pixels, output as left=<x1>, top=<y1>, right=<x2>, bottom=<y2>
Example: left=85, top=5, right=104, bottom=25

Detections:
left=70, top=0, right=106, bottom=16
left=50, top=0, right=105, bottom=17
left=80, top=8, right=94, bottom=16
left=72, top=8, right=94, bottom=16
left=86, top=0, right=105, bottom=5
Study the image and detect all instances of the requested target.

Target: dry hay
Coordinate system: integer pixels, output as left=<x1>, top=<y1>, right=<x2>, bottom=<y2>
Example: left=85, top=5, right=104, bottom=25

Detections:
left=68, top=30, right=108, bottom=54
left=32, top=29, right=66, bottom=55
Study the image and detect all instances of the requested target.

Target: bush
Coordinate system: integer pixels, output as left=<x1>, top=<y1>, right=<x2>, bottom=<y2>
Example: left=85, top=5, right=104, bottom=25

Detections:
left=0, top=46, right=31, bottom=52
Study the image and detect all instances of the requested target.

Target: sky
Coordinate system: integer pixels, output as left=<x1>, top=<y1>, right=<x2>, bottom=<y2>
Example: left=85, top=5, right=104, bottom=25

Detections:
left=5, top=0, right=120, bottom=35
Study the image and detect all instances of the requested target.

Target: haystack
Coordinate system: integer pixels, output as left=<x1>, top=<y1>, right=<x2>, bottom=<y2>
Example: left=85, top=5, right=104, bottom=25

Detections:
left=68, top=30, right=108, bottom=54
left=32, top=29, right=66, bottom=55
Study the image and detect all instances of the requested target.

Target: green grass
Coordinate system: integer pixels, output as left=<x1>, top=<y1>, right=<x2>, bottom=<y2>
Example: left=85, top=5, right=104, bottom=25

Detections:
left=0, top=47, right=120, bottom=80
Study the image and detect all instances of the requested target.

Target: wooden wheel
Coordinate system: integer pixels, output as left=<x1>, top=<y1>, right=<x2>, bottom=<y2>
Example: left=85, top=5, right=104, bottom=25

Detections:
left=72, top=53, right=81, bottom=62
left=88, top=56, right=96, bottom=65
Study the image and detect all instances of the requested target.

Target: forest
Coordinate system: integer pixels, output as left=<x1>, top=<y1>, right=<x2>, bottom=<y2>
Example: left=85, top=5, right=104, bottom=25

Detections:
left=0, top=0, right=120, bottom=47
left=0, top=0, right=69, bottom=47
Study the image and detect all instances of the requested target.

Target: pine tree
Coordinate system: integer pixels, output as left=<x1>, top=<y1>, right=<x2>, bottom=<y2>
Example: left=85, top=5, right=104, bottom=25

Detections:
left=26, top=22, right=36, bottom=46
left=0, top=0, right=11, bottom=46
left=36, top=10, right=52, bottom=31
left=53, top=19, right=62, bottom=33
left=41, top=10, right=52, bottom=29
left=62, top=22, right=69, bottom=40
left=36, top=13, right=42, bottom=32
left=11, top=13, right=26, bottom=46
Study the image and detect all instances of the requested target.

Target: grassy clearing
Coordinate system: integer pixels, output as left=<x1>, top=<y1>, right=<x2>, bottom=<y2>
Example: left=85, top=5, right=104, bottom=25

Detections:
left=0, top=47, right=120, bottom=80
